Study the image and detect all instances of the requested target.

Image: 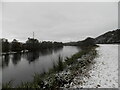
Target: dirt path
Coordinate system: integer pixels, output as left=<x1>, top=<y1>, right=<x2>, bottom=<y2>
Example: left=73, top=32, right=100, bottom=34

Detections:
left=72, top=44, right=118, bottom=88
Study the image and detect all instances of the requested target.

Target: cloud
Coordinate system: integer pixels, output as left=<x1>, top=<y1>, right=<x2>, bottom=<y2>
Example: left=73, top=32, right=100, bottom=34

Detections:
left=2, top=2, right=118, bottom=42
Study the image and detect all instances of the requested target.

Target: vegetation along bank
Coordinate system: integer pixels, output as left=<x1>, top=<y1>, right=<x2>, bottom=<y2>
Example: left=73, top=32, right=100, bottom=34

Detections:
left=3, top=44, right=99, bottom=89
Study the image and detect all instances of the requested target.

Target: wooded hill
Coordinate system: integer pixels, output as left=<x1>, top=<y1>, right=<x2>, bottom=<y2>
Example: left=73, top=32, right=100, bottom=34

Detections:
left=64, top=29, right=120, bottom=45
left=95, top=29, right=120, bottom=44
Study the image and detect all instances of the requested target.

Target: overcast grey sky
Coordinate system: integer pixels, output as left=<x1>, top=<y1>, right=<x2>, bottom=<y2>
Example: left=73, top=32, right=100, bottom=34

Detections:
left=2, top=2, right=118, bottom=42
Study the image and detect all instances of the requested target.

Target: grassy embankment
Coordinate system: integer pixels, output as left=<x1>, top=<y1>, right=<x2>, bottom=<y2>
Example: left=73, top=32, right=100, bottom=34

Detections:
left=3, top=45, right=99, bottom=89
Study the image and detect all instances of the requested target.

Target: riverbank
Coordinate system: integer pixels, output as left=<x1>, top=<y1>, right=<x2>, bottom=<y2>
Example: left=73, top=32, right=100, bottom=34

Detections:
left=3, top=45, right=98, bottom=89
left=72, top=44, right=118, bottom=88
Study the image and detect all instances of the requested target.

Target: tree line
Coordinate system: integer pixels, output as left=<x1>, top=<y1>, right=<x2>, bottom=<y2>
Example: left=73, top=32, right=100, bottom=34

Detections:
left=1, top=38, right=63, bottom=53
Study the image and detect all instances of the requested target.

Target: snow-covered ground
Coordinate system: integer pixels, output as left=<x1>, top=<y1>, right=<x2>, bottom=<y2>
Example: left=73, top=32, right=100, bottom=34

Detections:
left=72, top=44, right=118, bottom=88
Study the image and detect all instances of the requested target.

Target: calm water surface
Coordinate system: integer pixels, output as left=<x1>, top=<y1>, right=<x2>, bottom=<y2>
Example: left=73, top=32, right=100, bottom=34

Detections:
left=2, top=46, right=80, bottom=86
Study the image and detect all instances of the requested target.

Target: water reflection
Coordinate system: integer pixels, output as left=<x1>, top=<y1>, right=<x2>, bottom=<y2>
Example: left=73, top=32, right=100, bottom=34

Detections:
left=53, top=47, right=63, bottom=53
left=2, top=47, right=63, bottom=67
left=76, top=46, right=82, bottom=50
left=39, top=49, right=53, bottom=56
left=26, top=47, right=63, bottom=63
left=12, top=53, right=21, bottom=65
left=2, top=54, right=10, bottom=68
left=26, top=51, right=40, bottom=63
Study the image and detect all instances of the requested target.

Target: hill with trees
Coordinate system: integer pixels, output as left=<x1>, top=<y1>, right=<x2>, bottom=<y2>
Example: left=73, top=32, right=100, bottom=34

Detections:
left=64, top=29, right=120, bottom=46
left=95, top=29, right=120, bottom=44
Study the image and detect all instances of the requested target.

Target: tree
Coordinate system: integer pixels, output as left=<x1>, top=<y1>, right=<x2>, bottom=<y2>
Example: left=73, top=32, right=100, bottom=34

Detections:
left=26, top=38, right=40, bottom=51
left=2, top=38, right=10, bottom=52
left=11, top=39, right=22, bottom=52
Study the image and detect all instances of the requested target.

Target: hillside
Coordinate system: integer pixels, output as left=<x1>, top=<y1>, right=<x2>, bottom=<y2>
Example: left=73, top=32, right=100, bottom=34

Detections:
left=64, top=29, right=120, bottom=46
left=95, top=29, right=120, bottom=44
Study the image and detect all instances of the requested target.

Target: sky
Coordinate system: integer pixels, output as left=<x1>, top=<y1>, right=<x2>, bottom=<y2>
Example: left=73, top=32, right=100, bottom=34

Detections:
left=2, top=2, right=118, bottom=42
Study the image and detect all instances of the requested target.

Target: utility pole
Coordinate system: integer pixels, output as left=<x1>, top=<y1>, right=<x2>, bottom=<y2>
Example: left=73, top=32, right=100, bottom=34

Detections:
left=33, top=32, right=35, bottom=51
left=33, top=32, right=34, bottom=39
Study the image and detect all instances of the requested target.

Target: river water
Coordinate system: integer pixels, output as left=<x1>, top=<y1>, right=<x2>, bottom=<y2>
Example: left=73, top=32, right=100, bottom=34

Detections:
left=2, top=46, right=80, bottom=86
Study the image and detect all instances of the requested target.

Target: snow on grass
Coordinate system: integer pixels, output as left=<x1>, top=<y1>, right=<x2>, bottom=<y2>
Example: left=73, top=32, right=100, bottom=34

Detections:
left=72, top=44, right=118, bottom=88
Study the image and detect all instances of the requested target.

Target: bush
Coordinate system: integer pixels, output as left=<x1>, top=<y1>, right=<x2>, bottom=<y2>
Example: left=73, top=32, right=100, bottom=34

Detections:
left=57, top=55, right=64, bottom=72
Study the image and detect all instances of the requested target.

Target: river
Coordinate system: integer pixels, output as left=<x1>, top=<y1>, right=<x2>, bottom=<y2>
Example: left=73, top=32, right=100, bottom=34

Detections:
left=2, top=46, right=80, bottom=86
